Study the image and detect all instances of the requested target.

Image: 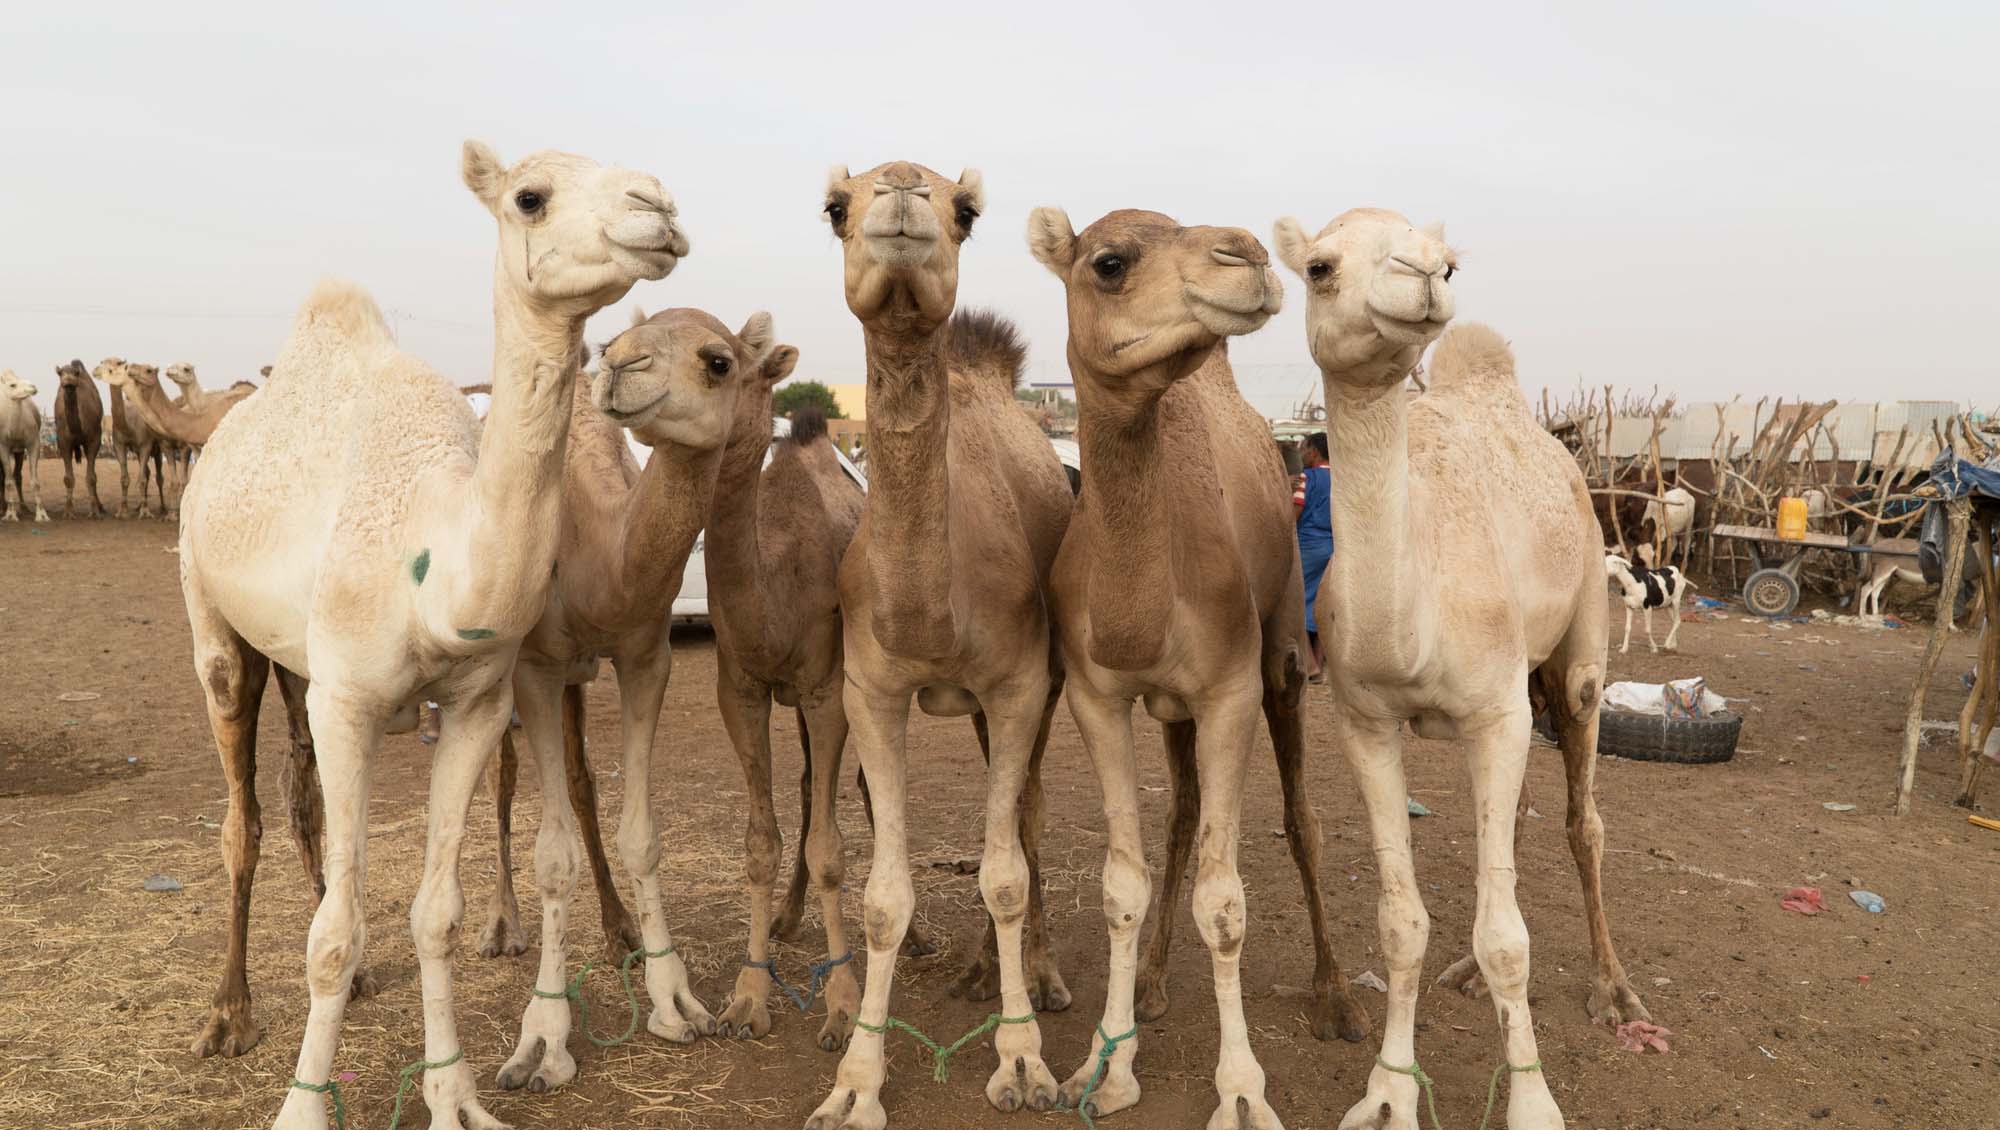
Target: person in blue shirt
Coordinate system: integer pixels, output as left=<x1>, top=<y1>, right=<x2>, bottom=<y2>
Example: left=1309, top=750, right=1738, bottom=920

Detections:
left=1293, top=432, right=1333, bottom=682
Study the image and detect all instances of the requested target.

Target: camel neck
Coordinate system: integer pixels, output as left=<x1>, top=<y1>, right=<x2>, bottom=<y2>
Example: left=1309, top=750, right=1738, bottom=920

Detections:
left=705, top=422, right=780, bottom=668
left=607, top=440, right=723, bottom=624
left=457, top=281, right=586, bottom=621
left=131, top=379, right=208, bottom=444
left=859, top=321, right=957, bottom=657
left=1321, top=375, right=1429, bottom=648
left=1071, top=346, right=1181, bottom=671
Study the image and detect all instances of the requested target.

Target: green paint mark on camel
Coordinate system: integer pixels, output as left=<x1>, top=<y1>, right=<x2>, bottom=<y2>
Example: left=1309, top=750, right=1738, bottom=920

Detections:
left=411, top=549, right=431, bottom=586
left=457, top=627, right=497, bottom=641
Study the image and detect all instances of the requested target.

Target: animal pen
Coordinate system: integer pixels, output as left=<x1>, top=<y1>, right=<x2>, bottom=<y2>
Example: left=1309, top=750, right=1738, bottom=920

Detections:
left=1542, top=389, right=2000, bottom=813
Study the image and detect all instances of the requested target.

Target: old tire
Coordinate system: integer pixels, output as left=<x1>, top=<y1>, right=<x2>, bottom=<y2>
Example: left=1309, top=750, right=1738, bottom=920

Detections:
left=1597, top=708, right=1742, bottom=764
left=1743, top=568, right=1800, bottom=617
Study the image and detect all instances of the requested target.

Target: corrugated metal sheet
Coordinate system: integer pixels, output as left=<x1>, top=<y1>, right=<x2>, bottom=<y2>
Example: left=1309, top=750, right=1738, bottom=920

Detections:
left=1601, top=401, right=1963, bottom=465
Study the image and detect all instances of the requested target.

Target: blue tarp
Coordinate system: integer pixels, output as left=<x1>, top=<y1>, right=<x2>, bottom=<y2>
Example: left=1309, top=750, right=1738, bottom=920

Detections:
left=1928, top=448, right=2000, bottom=501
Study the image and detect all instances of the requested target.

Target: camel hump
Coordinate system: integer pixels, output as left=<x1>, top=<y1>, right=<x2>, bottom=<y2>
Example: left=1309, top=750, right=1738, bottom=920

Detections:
left=944, top=308, right=1027, bottom=391
left=289, top=279, right=395, bottom=361
left=787, top=406, right=829, bottom=446
left=1426, top=322, right=1516, bottom=391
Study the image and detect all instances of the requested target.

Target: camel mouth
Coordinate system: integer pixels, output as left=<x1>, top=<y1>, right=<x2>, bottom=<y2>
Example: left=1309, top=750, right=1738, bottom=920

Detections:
left=861, top=232, right=938, bottom=269
left=1185, top=282, right=1276, bottom=338
left=1367, top=306, right=1448, bottom=343
left=601, top=389, right=668, bottom=426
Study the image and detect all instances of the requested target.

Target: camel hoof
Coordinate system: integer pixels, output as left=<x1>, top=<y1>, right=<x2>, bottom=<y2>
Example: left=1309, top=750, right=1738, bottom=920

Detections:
left=900, top=926, right=937, bottom=958
left=1134, top=979, right=1170, bottom=1023
left=1311, top=986, right=1373, bottom=1043
left=1587, top=978, right=1653, bottom=1026
left=350, top=967, right=381, bottom=999
left=189, top=1005, right=262, bottom=1058
left=1028, top=963, right=1072, bottom=1013
left=950, top=954, right=1002, bottom=1002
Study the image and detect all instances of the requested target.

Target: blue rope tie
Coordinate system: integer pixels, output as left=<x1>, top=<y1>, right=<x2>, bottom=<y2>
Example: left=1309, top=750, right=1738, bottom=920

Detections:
left=743, top=949, right=854, bottom=1014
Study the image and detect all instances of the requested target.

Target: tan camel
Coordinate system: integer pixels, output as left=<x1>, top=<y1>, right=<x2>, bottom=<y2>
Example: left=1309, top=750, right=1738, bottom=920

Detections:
left=93, top=359, right=171, bottom=519
left=53, top=360, right=105, bottom=517
left=491, top=306, right=779, bottom=1096
left=1271, top=208, right=1648, bottom=1130
left=805, top=161, right=1073, bottom=1130
left=104, top=360, right=254, bottom=448
left=1023, top=206, right=1362, bottom=1128
left=177, top=141, right=683, bottom=1130
left=0, top=371, right=50, bottom=522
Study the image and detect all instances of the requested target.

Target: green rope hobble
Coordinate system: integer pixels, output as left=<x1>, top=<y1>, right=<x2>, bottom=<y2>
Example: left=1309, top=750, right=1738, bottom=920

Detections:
left=291, top=1048, right=464, bottom=1130
left=1374, top=1055, right=1541, bottom=1130
left=530, top=944, right=676, bottom=1049
left=854, top=1011, right=1034, bottom=1083
left=1069, top=1023, right=1137, bottom=1130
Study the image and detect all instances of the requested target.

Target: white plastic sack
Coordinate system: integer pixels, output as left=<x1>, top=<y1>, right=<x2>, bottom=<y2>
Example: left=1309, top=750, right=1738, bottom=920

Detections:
left=1604, top=678, right=1728, bottom=717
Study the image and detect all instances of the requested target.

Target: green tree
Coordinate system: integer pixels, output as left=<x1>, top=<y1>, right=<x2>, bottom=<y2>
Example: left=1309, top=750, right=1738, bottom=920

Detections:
left=773, top=380, right=844, bottom=420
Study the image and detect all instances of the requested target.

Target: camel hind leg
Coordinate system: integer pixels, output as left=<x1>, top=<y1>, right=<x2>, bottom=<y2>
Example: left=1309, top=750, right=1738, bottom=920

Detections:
left=186, top=610, right=272, bottom=1059
left=475, top=729, right=529, bottom=958
left=274, top=666, right=379, bottom=998
left=561, top=682, right=642, bottom=962
left=1134, top=718, right=1197, bottom=1023
left=770, top=705, right=814, bottom=942
left=1265, top=653, right=1370, bottom=1043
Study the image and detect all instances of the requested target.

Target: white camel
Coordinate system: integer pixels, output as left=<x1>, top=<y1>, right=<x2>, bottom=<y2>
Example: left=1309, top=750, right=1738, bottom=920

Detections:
left=0, top=371, right=50, bottom=522
left=177, top=141, right=685, bottom=1130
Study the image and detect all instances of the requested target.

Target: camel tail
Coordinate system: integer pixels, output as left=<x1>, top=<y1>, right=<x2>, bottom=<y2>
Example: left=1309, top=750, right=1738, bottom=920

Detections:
left=944, top=307, right=1027, bottom=392
left=283, top=279, right=395, bottom=370
left=1426, top=322, right=1518, bottom=392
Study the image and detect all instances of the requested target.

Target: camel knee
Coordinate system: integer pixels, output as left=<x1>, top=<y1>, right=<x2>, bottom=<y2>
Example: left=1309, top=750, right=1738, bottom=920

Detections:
left=1473, top=909, right=1531, bottom=994
left=1190, top=864, right=1246, bottom=959
left=222, top=800, right=263, bottom=870
left=200, top=654, right=255, bottom=720
left=744, top=818, right=782, bottom=887
left=616, top=818, right=662, bottom=881
left=978, top=848, right=1031, bottom=927
left=534, top=823, right=582, bottom=901
left=305, top=897, right=365, bottom=997
left=1378, top=889, right=1431, bottom=977
left=1567, top=805, right=1604, bottom=859
left=805, top=821, right=845, bottom=892
left=861, top=870, right=914, bottom=951
left=410, top=882, right=465, bottom=961
left=1101, top=848, right=1150, bottom=938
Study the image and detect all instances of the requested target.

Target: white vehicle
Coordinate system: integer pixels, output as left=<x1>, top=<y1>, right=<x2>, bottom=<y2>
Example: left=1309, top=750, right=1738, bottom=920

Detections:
left=657, top=426, right=1080, bottom=624
left=469, top=391, right=1080, bottom=625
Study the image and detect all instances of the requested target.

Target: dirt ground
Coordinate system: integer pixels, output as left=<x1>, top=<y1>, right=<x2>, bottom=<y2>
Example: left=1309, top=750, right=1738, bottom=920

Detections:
left=4, top=495, right=1999, bottom=1129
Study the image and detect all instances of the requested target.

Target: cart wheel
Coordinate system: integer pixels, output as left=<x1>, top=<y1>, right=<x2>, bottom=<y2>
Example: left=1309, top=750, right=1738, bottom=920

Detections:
left=1744, top=568, right=1800, bottom=617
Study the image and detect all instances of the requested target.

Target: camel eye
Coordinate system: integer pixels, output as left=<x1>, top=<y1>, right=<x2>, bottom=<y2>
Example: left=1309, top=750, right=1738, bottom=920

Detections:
left=1092, top=255, right=1125, bottom=281
left=824, top=201, right=847, bottom=225
left=1444, top=264, right=1457, bottom=281
left=707, top=356, right=731, bottom=377
left=955, top=205, right=979, bottom=229
left=1307, top=262, right=1331, bottom=282
left=514, top=190, right=544, bottom=214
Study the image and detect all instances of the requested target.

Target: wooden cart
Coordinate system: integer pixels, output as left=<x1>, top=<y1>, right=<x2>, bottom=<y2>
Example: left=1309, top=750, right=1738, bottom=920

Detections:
left=1710, top=522, right=1919, bottom=616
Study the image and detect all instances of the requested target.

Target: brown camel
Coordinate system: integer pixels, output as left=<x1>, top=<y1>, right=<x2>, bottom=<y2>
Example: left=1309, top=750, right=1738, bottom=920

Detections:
left=103, top=360, right=254, bottom=447
left=94, top=359, right=171, bottom=519
left=53, top=359, right=105, bottom=517
left=701, top=349, right=878, bottom=1052
left=806, top=161, right=1072, bottom=1130
left=1026, top=207, right=1358, bottom=1127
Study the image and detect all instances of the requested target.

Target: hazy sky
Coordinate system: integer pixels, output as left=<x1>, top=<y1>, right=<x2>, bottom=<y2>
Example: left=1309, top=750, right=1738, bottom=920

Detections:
left=5, top=3, right=1993, bottom=419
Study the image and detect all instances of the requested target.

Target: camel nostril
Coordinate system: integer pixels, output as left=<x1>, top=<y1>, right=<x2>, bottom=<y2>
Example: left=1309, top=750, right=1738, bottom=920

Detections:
left=1211, top=249, right=1252, bottom=268
left=623, top=187, right=667, bottom=214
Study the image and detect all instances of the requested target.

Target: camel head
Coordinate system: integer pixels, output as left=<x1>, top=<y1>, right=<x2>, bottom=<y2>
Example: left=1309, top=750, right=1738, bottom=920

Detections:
left=91, top=358, right=127, bottom=386
left=459, top=141, right=689, bottom=314
left=1, top=370, right=35, bottom=401
left=823, top=161, right=984, bottom=329
left=1028, top=207, right=1282, bottom=384
left=1272, top=208, right=1457, bottom=387
left=165, top=362, right=199, bottom=392
left=56, top=360, right=90, bottom=389
left=593, top=307, right=775, bottom=452
left=125, top=363, right=163, bottom=392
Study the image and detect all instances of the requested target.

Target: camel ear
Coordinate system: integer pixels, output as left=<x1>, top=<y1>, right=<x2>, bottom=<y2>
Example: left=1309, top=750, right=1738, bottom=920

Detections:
left=1423, top=220, right=1447, bottom=242
left=461, top=140, right=505, bottom=209
left=761, top=345, right=800, bottom=386
left=628, top=305, right=649, bottom=329
left=1025, top=207, right=1075, bottom=277
left=956, top=168, right=986, bottom=215
left=826, top=164, right=850, bottom=192
left=1272, top=217, right=1312, bottom=277
left=736, top=311, right=775, bottom=368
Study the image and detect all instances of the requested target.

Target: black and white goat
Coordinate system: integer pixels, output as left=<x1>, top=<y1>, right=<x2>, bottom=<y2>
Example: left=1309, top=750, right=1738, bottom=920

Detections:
left=1605, top=553, right=1695, bottom=653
